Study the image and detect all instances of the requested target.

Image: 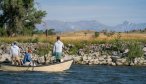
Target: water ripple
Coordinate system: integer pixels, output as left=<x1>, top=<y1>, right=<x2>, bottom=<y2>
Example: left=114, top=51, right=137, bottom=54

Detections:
left=0, top=65, right=146, bottom=84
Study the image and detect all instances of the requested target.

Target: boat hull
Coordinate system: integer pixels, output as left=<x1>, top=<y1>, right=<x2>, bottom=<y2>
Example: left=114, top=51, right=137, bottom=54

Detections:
left=0, top=59, right=73, bottom=72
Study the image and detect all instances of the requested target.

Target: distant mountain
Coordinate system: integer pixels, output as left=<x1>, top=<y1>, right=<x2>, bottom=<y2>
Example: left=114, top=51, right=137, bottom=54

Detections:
left=36, top=20, right=146, bottom=32
left=114, top=21, right=146, bottom=32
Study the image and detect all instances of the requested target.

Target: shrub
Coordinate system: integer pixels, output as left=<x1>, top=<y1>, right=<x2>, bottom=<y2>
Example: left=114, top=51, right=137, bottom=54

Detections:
left=95, top=32, right=99, bottom=37
left=35, top=43, right=51, bottom=57
left=0, top=28, right=7, bottom=36
left=127, top=42, right=144, bottom=62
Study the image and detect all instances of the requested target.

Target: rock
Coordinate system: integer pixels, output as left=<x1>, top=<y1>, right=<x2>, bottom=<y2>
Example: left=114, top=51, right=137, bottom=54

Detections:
left=116, top=62, right=123, bottom=66
left=50, top=56, right=55, bottom=61
left=73, top=56, right=82, bottom=62
left=134, top=57, right=145, bottom=65
left=111, top=62, right=116, bottom=66
left=78, top=49, right=84, bottom=56
left=0, top=53, right=11, bottom=62
left=98, top=57, right=105, bottom=61
left=143, top=60, right=146, bottom=63
left=107, top=57, right=112, bottom=65
left=63, top=55, right=73, bottom=60
left=87, top=56, right=92, bottom=60
left=107, top=56, right=112, bottom=61
left=115, top=58, right=127, bottom=66
left=0, top=49, right=2, bottom=54
left=99, top=60, right=107, bottom=65
left=93, top=59, right=99, bottom=64
left=37, top=57, right=45, bottom=63
left=123, top=62, right=129, bottom=66
left=82, top=56, right=88, bottom=61
left=130, top=62, right=135, bottom=66
left=92, top=53, right=99, bottom=57
left=83, top=60, right=89, bottom=64
left=102, top=55, right=107, bottom=59
left=143, top=60, right=146, bottom=65
left=89, top=59, right=95, bottom=64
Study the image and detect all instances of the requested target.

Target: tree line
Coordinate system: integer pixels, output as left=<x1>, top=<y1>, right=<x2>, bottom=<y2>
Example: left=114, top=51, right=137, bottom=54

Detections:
left=0, top=0, right=46, bottom=36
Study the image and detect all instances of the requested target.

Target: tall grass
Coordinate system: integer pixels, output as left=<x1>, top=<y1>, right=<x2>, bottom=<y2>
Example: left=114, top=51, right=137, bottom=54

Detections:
left=127, top=42, right=144, bottom=62
left=1, top=33, right=146, bottom=44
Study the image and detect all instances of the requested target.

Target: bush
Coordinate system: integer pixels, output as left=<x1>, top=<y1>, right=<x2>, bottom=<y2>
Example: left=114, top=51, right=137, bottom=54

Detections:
left=127, top=42, right=144, bottom=62
left=95, top=32, right=99, bottom=37
left=0, top=28, right=7, bottom=36
left=104, top=32, right=115, bottom=37
left=35, top=44, right=51, bottom=57
left=31, top=38, right=39, bottom=43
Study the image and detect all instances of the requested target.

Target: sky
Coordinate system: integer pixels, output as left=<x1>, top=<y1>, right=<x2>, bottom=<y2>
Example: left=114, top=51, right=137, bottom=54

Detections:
left=36, top=0, right=146, bottom=26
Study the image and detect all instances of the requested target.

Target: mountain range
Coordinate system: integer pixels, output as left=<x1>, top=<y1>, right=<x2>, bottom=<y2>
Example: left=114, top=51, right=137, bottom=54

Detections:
left=36, top=20, right=146, bottom=32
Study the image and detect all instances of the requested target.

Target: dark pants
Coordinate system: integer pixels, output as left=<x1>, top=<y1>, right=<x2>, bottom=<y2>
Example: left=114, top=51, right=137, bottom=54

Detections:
left=56, top=59, right=61, bottom=62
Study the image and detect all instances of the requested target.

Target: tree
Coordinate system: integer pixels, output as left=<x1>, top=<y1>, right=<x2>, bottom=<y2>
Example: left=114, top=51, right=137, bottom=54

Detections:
left=84, top=32, right=87, bottom=36
left=0, top=0, right=46, bottom=36
left=94, top=32, right=99, bottom=37
left=47, top=29, right=55, bottom=35
left=0, top=27, right=7, bottom=36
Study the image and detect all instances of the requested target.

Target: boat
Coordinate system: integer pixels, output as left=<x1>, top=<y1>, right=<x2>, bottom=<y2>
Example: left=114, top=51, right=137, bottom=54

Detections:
left=0, top=59, right=73, bottom=72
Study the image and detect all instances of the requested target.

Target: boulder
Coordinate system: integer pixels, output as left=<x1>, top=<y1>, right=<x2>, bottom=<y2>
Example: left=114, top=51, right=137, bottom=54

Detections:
left=111, top=62, right=116, bottom=66
left=93, top=59, right=99, bottom=64
left=0, top=53, right=11, bottom=62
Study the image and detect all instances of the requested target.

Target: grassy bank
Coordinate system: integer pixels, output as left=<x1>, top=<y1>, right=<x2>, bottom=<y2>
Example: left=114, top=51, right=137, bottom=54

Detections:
left=0, top=32, right=146, bottom=64
left=1, top=33, right=146, bottom=44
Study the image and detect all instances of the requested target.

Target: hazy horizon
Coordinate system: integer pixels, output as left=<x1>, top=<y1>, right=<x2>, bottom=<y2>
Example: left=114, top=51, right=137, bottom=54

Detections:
left=36, top=0, right=146, bottom=26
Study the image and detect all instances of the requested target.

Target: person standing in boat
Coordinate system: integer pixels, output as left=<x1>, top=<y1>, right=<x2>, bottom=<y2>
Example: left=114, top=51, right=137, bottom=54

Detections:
left=10, top=42, right=21, bottom=65
left=53, top=36, right=64, bottom=62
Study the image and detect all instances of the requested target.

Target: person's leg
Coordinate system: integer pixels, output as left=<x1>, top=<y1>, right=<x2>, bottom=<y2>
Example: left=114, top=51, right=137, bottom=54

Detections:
left=56, top=59, right=60, bottom=62
left=11, top=56, right=15, bottom=65
left=55, top=52, right=60, bottom=62
left=14, top=57, right=17, bottom=65
left=56, top=52, right=62, bottom=62
left=15, top=56, right=21, bottom=65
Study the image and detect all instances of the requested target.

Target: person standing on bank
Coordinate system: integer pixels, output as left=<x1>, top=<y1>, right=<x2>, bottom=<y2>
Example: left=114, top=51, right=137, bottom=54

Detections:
left=10, top=42, right=21, bottom=65
left=53, top=36, right=64, bottom=62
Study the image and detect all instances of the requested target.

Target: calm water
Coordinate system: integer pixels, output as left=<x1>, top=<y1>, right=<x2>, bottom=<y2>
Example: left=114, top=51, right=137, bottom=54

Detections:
left=0, top=65, right=146, bottom=84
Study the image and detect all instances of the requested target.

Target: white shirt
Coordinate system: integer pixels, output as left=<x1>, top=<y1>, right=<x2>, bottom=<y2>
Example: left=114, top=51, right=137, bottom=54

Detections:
left=10, top=45, right=20, bottom=56
left=53, top=40, right=64, bottom=53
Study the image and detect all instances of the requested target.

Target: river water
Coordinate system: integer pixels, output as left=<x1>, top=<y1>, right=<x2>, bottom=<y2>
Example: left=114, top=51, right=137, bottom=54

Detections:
left=0, top=65, right=146, bottom=84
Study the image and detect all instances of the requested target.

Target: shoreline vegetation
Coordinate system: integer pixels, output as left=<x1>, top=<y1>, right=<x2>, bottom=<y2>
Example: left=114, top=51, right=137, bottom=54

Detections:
left=1, top=32, right=146, bottom=66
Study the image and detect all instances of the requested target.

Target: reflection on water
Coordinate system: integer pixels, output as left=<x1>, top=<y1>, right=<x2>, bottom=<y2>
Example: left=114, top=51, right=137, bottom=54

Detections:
left=0, top=65, right=146, bottom=84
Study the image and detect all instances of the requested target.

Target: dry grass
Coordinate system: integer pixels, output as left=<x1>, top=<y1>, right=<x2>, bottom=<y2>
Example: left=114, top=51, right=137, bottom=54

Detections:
left=60, top=32, right=146, bottom=41
left=1, top=31, right=146, bottom=43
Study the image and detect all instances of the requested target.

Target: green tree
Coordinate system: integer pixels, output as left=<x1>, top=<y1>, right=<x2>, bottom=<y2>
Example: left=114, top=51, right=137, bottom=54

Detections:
left=0, top=0, right=46, bottom=36
left=94, top=32, right=99, bottom=37
left=48, top=29, right=55, bottom=35
left=0, top=27, right=7, bottom=36
left=84, top=32, right=87, bottom=36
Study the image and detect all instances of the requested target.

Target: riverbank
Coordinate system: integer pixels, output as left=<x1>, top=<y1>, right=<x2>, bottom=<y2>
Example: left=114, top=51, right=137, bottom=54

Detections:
left=0, top=42, right=146, bottom=66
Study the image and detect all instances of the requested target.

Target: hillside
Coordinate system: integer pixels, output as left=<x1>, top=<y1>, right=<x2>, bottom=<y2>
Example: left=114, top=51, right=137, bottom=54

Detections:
left=36, top=20, right=146, bottom=32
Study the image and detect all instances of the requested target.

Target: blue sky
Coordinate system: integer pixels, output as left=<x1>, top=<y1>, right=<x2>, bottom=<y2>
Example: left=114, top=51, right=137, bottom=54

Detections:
left=36, top=0, right=146, bottom=26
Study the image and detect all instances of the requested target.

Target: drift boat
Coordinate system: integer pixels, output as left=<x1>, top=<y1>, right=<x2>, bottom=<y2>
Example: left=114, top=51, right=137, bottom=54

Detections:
left=0, top=59, right=73, bottom=72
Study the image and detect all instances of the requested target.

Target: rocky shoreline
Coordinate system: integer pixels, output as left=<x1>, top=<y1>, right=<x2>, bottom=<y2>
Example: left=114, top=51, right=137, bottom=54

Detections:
left=0, top=43, right=146, bottom=66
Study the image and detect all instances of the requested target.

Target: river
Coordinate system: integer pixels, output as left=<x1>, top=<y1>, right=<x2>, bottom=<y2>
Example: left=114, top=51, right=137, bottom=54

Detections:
left=0, top=65, right=146, bottom=84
